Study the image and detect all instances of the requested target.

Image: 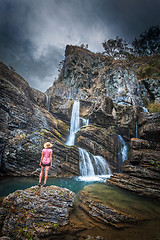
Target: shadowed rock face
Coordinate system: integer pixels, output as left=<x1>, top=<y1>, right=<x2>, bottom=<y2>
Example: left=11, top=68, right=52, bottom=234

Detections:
left=108, top=112, right=160, bottom=199
left=0, top=185, right=76, bottom=239
left=138, top=112, right=160, bottom=142
left=0, top=62, right=79, bottom=177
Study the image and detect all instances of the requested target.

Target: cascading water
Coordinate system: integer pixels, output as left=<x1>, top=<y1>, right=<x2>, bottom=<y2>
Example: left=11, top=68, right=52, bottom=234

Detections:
left=66, top=99, right=111, bottom=181
left=118, top=135, right=128, bottom=162
left=136, top=121, right=139, bottom=138
left=78, top=148, right=112, bottom=181
left=142, top=106, right=149, bottom=113
left=46, top=91, right=51, bottom=111
left=66, top=100, right=80, bottom=146
left=118, top=135, right=128, bottom=172
left=79, top=148, right=95, bottom=176
left=80, top=117, right=89, bottom=126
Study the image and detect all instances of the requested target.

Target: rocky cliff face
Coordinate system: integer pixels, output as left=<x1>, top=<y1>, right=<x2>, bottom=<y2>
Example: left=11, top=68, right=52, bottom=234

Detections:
left=0, top=62, right=79, bottom=177
left=0, top=45, right=160, bottom=197
left=108, top=112, right=160, bottom=199
left=48, top=45, right=159, bottom=197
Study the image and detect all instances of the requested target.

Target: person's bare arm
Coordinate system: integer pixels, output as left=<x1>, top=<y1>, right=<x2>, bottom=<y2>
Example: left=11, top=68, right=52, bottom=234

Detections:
left=50, top=151, right=52, bottom=166
left=40, top=152, right=44, bottom=166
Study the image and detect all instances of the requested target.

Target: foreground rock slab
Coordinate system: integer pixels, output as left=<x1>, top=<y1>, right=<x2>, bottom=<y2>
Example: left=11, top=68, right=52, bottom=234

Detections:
left=0, top=185, right=76, bottom=239
left=78, top=184, right=141, bottom=229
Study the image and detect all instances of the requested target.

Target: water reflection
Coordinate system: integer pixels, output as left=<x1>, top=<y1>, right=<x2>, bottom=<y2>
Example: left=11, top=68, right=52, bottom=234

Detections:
left=80, top=183, right=160, bottom=220
left=0, top=176, right=99, bottom=197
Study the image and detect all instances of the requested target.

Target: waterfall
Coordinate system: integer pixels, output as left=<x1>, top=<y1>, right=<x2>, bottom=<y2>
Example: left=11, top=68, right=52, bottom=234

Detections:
left=136, top=121, right=139, bottom=138
left=66, top=100, right=89, bottom=146
left=66, top=100, right=80, bottom=146
left=78, top=148, right=112, bottom=181
left=118, top=135, right=128, bottom=173
left=142, top=106, right=149, bottom=113
left=118, top=134, right=128, bottom=162
left=79, top=148, right=95, bottom=176
left=66, top=99, right=111, bottom=181
left=80, top=117, right=89, bottom=126
left=46, top=91, right=51, bottom=111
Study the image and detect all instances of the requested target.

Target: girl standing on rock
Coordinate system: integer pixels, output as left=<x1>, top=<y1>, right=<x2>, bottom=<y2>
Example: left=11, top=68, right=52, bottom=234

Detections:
left=39, top=142, right=53, bottom=187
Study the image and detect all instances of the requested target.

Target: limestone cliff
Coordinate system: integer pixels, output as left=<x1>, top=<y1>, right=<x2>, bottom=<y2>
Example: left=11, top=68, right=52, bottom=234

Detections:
left=0, top=62, right=79, bottom=177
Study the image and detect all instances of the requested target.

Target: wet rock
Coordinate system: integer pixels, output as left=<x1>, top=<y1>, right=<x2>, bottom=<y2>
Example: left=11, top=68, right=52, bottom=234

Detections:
left=79, top=188, right=138, bottom=228
left=108, top=173, right=160, bottom=200
left=0, top=185, right=76, bottom=239
left=108, top=135, right=160, bottom=199
left=138, top=112, right=160, bottom=142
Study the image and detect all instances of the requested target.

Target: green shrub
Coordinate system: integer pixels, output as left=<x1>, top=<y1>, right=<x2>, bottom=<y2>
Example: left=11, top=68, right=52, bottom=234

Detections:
left=148, top=102, right=160, bottom=113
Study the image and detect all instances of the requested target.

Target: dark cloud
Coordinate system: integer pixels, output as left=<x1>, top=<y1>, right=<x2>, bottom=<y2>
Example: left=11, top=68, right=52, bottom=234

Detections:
left=0, top=0, right=160, bottom=91
left=96, top=0, right=160, bottom=39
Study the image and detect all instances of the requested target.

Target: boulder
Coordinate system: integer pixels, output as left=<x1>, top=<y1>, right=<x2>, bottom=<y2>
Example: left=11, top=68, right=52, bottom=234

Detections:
left=0, top=185, right=76, bottom=239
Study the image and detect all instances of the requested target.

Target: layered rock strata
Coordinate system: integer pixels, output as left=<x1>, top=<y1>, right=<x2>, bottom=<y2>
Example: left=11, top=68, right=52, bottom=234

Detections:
left=108, top=112, right=160, bottom=199
left=0, top=185, right=76, bottom=239
left=0, top=62, right=79, bottom=177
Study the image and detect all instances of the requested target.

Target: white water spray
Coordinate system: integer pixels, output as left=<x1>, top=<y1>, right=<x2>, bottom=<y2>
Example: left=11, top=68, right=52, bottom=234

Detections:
left=66, top=100, right=80, bottom=146
left=118, top=135, right=128, bottom=162
left=46, top=91, right=51, bottom=111
left=78, top=148, right=111, bottom=181
left=142, top=107, right=149, bottom=113
left=67, top=99, right=111, bottom=181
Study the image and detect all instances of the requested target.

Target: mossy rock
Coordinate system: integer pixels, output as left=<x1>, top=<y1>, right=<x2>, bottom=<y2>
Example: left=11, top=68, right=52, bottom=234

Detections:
left=147, top=102, right=160, bottom=113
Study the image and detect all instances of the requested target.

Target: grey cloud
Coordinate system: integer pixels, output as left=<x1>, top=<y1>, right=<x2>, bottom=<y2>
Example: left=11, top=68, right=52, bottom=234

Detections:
left=90, top=0, right=160, bottom=39
left=0, top=0, right=160, bottom=92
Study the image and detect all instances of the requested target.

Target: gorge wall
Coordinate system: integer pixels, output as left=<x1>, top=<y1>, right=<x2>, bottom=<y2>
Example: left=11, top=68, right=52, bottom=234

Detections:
left=0, top=62, right=79, bottom=177
left=0, top=45, right=160, bottom=198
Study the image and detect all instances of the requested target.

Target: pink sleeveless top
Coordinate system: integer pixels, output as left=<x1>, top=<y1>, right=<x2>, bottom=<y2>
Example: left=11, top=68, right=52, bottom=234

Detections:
left=42, top=148, right=52, bottom=164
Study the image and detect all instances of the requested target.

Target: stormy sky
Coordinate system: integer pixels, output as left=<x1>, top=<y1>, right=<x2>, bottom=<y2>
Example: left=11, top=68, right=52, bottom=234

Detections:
left=0, top=0, right=160, bottom=92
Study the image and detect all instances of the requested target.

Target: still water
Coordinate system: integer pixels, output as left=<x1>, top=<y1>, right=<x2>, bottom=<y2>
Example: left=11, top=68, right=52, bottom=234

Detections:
left=0, top=176, right=102, bottom=197
left=0, top=177, right=160, bottom=240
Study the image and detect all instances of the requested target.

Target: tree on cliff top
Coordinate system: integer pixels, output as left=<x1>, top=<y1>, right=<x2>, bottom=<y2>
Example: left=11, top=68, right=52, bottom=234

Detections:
left=102, top=36, right=133, bottom=59
left=102, top=26, right=160, bottom=59
left=132, top=25, right=160, bottom=56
